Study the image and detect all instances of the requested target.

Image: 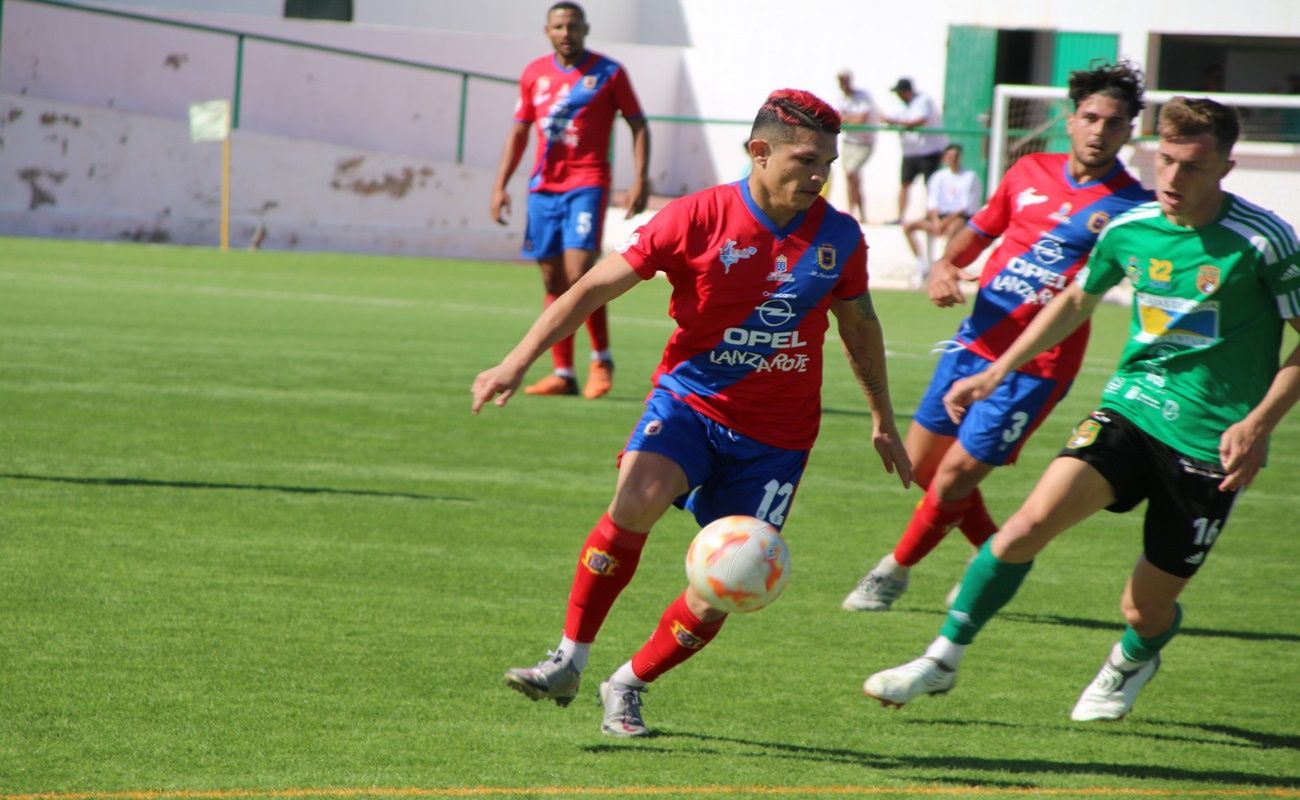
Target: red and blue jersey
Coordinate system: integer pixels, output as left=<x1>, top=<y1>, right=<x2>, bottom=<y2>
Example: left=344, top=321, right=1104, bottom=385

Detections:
left=514, top=51, right=643, bottom=193
left=618, top=180, right=869, bottom=450
left=959, top=153, right=1153, bottom=379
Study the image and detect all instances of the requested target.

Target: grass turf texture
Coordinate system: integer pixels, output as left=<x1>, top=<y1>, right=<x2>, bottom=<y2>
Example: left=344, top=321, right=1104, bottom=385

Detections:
left=1, top=236, right=1297, bottom=800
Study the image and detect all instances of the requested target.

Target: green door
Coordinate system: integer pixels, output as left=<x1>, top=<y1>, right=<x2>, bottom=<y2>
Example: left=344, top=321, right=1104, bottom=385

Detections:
left=943, top=25, right=998, bottom=198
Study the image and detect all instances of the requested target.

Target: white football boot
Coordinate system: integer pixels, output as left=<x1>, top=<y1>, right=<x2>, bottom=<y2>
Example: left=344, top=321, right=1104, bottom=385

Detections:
left=863, top=656, right=957, bottom=707
left=1071, top=642, right=1160, bottom=721
left=599, top=681, right=649, bottom=737
left=503, top=651, right=581, bottom=707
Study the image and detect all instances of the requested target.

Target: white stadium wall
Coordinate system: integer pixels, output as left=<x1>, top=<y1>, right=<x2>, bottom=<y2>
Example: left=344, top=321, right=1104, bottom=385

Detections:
left=0, top=93, right=518, bottom=257
left=2, top=0, right=1298, bottom=259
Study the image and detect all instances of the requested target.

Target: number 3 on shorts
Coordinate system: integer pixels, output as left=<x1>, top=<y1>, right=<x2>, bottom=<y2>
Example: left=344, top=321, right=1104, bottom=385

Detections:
left=1002, top=411, right=1030, bottom=444
left=756, top=480, right=794, bottom=526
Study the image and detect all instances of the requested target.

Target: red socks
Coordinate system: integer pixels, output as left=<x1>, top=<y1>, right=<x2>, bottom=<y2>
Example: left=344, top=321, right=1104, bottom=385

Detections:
left=893, top=487, right=974, bottom=567
left=630, top=592, right=726, bottom=683
left=957, top=488, right=998, bottom=547
left=585, top=304, right=610, bottom=354
left=543, top=292, right=576, bottom=372
left=563, top=514, right=647, bottom=643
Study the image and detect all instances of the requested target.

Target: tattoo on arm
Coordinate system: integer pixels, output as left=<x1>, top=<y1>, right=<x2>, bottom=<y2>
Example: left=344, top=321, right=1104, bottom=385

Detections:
left=854, top=292, right=878, bottom=322
left=845, top=342, right=886, bottom=398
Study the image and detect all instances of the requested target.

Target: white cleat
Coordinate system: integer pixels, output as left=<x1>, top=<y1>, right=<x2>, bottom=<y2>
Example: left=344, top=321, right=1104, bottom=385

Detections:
left=842, top=569, right=909, bottom=611
left=503, top=652, right=581, bottom=707
left=1071, top=643, right=1160, bottom=721
left=863, top=656, right=956, bottom=708
left=599, top=681, right=650, bottom=737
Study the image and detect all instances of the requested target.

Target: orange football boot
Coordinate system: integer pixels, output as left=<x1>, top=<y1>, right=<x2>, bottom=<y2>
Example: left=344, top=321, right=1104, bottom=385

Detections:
left=524, top=374, right=579, bottom=396
left=583, top=360, right=614, bottom=399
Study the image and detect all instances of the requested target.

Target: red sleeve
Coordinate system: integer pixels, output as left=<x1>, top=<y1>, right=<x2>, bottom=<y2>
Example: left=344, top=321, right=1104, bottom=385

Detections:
left=610, top=66, right=644, bottom=120
left=513, top=64, right=536, bottom=124
left=618, top=197, right=690, bottom=279
left=833, top=240, right=869, bottom=299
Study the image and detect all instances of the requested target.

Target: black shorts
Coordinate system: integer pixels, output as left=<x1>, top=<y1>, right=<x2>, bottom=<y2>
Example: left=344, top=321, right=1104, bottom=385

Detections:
left=901, top=151, right=943, bottom=185
left=1057, top=409, right=1241, bottom=578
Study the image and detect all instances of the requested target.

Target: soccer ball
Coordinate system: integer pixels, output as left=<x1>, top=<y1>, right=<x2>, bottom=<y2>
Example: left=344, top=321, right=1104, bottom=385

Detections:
left=684, top=515, right=791, bottom=614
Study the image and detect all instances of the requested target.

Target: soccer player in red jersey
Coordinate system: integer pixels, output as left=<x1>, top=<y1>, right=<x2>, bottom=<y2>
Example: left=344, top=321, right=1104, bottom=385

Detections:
left=842, top=62, right=1155, bottom=612
left=489, top=2, right=650, bottom=400
left=473, top=89, right=913, bottom=737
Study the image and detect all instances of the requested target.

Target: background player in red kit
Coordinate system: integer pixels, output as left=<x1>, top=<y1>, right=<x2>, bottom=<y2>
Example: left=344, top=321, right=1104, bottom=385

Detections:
left=489, top=2, right=650, bottom=399
left=473, top=89, right=913, bottom=737
left=842, top=61, right=1154, bottom=611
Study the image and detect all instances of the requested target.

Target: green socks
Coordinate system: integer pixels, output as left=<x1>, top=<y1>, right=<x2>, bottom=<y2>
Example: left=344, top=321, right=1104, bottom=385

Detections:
left=939, top=539, right=1034, bottom=645
left=1120, top=603, right=1183, bottom=662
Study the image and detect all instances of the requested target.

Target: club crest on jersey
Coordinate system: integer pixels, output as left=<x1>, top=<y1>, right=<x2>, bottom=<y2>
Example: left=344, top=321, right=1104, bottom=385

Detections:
left=1087, top=211, right=1111, bottom=234
left=1049, top=202, right=1073, bottom=224
left=719, top=239, right=758, bottom=274
left=670, top=620, right=707, bottom=650
left=817, top=244, right=836, bottom=270
left=581, top=546, right=620, bottom=577
left=767, top=254, right=794, bottom=283
left=1066, top=419, right=1101, bottom=449
left=582, top=75, right=598, bottom=90
left=1197, top=265, right=1221, bottom=294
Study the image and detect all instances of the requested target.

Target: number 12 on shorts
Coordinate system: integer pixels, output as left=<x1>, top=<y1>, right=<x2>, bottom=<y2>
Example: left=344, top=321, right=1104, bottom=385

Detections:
left=756, top=480, right=794, bottom=526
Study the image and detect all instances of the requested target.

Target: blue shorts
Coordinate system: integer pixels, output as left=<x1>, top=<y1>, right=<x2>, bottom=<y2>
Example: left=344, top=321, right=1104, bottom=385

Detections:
left=623, top=389, right=810, bottom=530
left=913, top=346, right=1071, bottom=466
left=523, top=186, right=607, bottom=259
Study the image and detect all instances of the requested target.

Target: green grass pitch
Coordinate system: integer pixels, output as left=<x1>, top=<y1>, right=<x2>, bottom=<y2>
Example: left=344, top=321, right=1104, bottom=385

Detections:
left=1, top=236, right=1297, bottom=800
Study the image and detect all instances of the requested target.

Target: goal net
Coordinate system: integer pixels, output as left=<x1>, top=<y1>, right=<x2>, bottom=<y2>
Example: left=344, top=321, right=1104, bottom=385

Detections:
left=989, top=85, right=1300, bottom=228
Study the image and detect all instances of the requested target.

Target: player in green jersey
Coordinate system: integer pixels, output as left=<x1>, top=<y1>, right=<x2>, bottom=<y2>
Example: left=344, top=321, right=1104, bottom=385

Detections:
left=860, top=96, right=1300, bottom=720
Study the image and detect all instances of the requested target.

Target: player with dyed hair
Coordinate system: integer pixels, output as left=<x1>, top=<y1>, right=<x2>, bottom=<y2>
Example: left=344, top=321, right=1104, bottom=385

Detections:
left=474, top=89, right=913, bottom=737
left=490, top=1, right=650, bottom=400
left=843, top=61, right=1154, bottom=612
left=863, top=96, right=1300, bottom=720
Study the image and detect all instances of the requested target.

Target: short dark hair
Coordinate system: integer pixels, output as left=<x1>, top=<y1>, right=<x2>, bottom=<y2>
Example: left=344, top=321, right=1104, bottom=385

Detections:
left=1159, top=96, right=1240, bottom=155
left=943, top=143, right=963, bottom=156
left=547, top=1, right=585, bottom=22
left=750, top=89, right=841, bottom=143
left=1068, top=60, right=1145, bottom=119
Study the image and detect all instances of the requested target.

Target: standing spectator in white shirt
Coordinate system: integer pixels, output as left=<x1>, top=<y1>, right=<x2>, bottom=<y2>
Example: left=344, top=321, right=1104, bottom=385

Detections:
left=835, top=69, right=879, bottom=223
left=882, top=77, right=948, bottom=224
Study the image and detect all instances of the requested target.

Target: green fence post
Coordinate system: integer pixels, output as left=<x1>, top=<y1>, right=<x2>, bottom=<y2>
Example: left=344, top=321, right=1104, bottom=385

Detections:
left=457, top=73, right=469, bottom=165
left=232, top=33, right=245, bottom=129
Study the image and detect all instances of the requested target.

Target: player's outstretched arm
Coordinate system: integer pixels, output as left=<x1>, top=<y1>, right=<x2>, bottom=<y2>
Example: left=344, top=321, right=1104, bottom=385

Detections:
left=831, top=292, right=913, bottom=489
left=470, top=254, right=642, bottom=414
left=928, top=225, right=992, bottom=308
left=1219, top=319, right=1300, bottom=491
left=943, top=282, right=1101, bottom=424
left=490, top=122, right=530, bottom=225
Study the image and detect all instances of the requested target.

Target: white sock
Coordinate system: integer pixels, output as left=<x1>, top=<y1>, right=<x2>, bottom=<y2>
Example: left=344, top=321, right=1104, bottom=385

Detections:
left=555, top=368, right=576, bottom=379
left=591, top=349, right=612, bottom=363
left=608, top=660, right=648, bottom=689
left=925, top=636, right=966, bottom=669
left=875, top=552, right=909, bottom=578
left=556, top=636, right=590, bottom=672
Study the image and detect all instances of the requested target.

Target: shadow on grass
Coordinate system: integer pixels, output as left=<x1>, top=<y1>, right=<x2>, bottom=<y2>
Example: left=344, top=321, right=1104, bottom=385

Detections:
left=591, top=729, right=1300, bottom=788
left=0, top=472, right=470, bottom=502
left=902, top=717, right=1300, bottom=751
left=904, top=608, right=1300, bottom=645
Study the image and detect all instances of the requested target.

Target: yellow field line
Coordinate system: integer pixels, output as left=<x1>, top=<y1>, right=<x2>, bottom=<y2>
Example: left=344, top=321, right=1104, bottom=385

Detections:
left=5, top=786, right=1299, bottom=800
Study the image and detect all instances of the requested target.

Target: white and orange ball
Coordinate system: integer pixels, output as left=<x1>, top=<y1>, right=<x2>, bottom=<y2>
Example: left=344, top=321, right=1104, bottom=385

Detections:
left=684, top=515, right=790, bottom=614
